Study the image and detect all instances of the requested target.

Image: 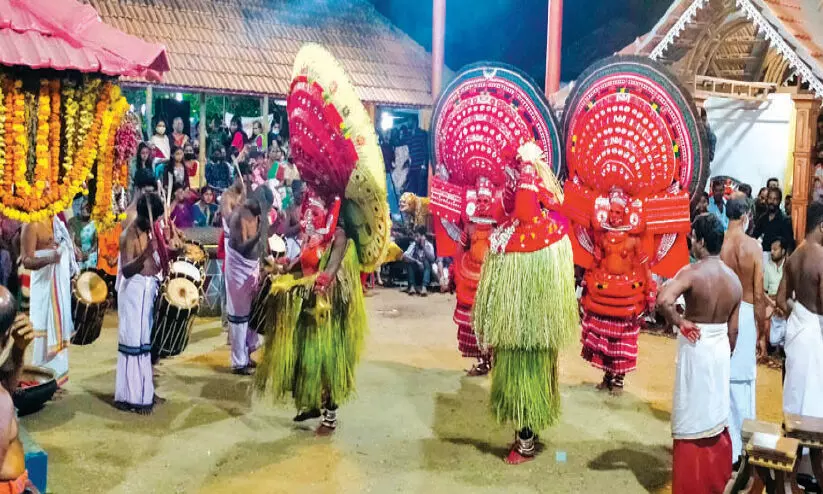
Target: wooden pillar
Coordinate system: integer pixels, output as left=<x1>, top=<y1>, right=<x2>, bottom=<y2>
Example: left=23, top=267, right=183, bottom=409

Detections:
left=432, top=0, right=446, bottom=101
left=364, top=102, right=376, bottom=125
left=545, top=0, right=564, bottom=96
left=145, top=86, right=154, bottom=138
left=261, top=95, right=270, bottom=150
left=198, top=92, right=207, bottom=188
left=789, top=93, right=821, bottom=241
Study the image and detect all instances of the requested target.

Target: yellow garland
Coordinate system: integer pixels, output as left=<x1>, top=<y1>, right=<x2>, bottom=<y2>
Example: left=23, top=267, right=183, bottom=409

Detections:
left=34, top=80, right=50, bottom=194
left=0, top=74, right=132, bottom=224
left=0, top=74, right=5, bottom=185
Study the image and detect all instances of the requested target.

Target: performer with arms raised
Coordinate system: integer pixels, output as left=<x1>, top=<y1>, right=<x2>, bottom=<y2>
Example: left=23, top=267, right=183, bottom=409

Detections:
left=657, top=213, right=741, bottom=494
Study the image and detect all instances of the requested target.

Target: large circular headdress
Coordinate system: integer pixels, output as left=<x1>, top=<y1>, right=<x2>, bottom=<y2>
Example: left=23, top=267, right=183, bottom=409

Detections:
left=432, top=62, right=563, bottom=187
left=287, top=44, right=390, bottom=271
left=562, top=55, right=708, bottom=203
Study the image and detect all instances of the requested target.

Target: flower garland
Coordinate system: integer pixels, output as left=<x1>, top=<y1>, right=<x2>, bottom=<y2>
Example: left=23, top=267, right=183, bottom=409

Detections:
left=49, top=80, right=61, bottom=192
left=0, top=72, right=134, bottom=224
left=0, top=75, right=6, bottom=188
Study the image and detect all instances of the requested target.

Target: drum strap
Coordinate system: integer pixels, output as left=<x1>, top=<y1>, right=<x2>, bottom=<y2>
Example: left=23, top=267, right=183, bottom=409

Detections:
left=227, top=314, right=251, bottom=324
left=118, top=344, right=153, bottom=356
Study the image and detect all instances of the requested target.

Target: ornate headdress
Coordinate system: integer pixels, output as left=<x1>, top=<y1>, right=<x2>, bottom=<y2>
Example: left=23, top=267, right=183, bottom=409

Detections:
left=287, top=44, right=390, bottom=271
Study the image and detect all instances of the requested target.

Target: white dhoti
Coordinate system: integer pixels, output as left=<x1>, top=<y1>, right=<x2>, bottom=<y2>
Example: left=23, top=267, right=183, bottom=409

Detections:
left=673, top=322, right=731, bottom=440
left=783, top=302, right=823, bottom=418
left=115, top=273, right=159, bottom=409
left=225, top=244, right=260, bottom=369
left=729, top=301, right=757, bottom=462
left=30, top=217, right=77, bottom=386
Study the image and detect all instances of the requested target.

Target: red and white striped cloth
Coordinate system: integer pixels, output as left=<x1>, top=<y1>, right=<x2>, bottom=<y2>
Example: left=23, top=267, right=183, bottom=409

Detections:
left=580, top=313, right=641, bottom=375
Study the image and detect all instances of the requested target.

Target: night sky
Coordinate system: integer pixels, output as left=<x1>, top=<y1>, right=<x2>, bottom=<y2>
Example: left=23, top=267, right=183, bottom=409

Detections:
left=370, top=0, right=671, bottom=86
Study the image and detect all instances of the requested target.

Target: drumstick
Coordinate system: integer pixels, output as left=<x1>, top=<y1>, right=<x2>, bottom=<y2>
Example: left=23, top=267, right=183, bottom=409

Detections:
left=166, top=174, right=173, bottom=220
left=233, top=161, right=246, bottom=192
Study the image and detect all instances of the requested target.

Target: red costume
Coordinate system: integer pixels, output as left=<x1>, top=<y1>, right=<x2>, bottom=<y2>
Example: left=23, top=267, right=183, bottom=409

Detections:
left=562, top=56, right=708, bottom=392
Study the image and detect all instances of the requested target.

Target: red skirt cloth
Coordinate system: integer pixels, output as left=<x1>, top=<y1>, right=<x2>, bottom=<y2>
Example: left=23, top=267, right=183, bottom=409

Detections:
left=455, top=302, right=484, bottom=358
left=672, top=429, right=732, bottom=494
left=580, top=312, right=640, bottom=375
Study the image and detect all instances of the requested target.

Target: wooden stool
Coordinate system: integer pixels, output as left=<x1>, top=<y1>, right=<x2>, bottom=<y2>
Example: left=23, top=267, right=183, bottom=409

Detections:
left=784, top=413, right=823, bottom=489
left=725, top=420, right=800, bottom=494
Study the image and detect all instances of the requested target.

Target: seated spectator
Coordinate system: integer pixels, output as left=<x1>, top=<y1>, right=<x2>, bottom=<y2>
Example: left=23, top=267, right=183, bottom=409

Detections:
left=157, top=146, right=190, bottom=191
left=183, top=142, right=200, bottom=180
left=402, top=225, right=435, bottom=296
left=194, top=186, right=219, bottom=227
left=132, top=142, right=154, bottom=184
left=206, top=145, right=233, bottom=193
left=169, top=183, right=198, bottom=229
left=0, top=286, right=37, bottom=492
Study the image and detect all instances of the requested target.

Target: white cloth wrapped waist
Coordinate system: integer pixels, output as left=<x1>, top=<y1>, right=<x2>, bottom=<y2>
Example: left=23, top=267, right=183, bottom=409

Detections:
left=783, top=302, right=823, bottom=418
left=672, top=322, right=730, bottom=440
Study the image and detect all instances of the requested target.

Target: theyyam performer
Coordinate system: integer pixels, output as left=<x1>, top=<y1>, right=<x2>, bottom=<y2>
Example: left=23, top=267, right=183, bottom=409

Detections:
left=436, top=63, right=578, bottom=464
left=429, top=66, right=512, bottom=376
left=254, top=44, right=390, bottom=434
left=561, top=55, right=707, bottom=394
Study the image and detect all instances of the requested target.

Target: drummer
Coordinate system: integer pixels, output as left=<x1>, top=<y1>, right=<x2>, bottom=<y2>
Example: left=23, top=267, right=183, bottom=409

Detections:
left=114, top=193, right=166, bottom=414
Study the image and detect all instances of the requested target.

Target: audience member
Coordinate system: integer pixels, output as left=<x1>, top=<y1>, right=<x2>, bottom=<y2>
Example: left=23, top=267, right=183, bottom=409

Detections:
left=402, top=226, right=435, bottom=296
left=150, top=119, right=171, bottom=161
left=169, top=183, right=198, bottom=229
left=707, top=178, right=729, bottom=230
left=171, top=117, right=189, bottom=148
left=783, top=194, right=792, bottom=219
left=132, top=142, right=154, bottom=183
left=161, top=146, right=191, bottom=190
left=250, top=120, right=265, bottom=152
left=753, top=187, right=795, bottom=257
left=692, top=191, right=709, bottom=221
left=228, top=116, right=248, bottom=153
left=206, top=145, right=233, bottom=193
left=183, top=142, right=200, bottom=180
left=67, top=197, right=98, bottom=269
left=766, top=177, right=780, bottom=190
left=194, top=186, right=219, bottom=227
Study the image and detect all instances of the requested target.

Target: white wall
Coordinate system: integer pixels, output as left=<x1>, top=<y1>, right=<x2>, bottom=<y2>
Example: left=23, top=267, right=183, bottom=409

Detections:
left=705, top=93, right=794, bottom=191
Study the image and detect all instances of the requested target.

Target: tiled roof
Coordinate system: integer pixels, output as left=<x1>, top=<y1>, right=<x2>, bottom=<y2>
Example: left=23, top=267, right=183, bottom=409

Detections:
left=0, top=0, right=168, bottom=79
left=87, top=0, right=434, bottom=107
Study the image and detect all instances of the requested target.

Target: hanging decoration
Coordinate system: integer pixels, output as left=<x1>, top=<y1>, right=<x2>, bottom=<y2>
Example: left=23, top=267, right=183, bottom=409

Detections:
left=0, top=70, right=137, bottom=225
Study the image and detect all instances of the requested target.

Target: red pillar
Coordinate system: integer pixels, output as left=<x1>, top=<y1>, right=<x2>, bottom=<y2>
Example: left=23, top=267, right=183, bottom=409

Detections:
left=432, top=0, right=446, bottom=101
left=544, top=0, right=563, bottom=96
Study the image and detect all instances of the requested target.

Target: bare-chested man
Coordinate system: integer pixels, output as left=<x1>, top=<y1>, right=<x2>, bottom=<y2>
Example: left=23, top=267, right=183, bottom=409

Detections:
left=777, top=202, right=823, bottom=479
left=21, top=213, right=77, bottom=387
left=218, top=164, right=251, bottom=332
left=657, top=213, right=741, bottom=494
left=115, top=194, right=165, bottom=414
left=226, top=188, right=266, bottom=375
left=0, top=286, right=36, bottom=492
left=719, top=195, right=767, bottom=464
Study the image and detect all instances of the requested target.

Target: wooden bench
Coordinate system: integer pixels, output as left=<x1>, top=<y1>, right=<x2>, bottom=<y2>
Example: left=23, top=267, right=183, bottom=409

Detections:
left=784, top=413, right=823, bottom=489
left=725, top=420, right=800, bottom=494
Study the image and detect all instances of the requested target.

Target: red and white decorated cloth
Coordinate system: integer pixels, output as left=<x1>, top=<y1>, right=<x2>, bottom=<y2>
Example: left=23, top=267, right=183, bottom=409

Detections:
left=580, top=313, right=641, bottom=375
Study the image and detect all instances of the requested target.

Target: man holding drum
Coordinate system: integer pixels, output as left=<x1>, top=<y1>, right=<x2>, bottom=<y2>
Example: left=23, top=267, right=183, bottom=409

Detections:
left=115, top=193, right=165, bottom=414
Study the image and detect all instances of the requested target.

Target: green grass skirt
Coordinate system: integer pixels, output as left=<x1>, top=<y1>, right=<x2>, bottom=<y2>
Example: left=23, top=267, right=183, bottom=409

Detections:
left=254, top=241, right=367, bottom=410
left=473, top=236, right=579, bottom=351
left=491, top=348, right=561, bottom=431
left=473, top=236, right=579, bottom=431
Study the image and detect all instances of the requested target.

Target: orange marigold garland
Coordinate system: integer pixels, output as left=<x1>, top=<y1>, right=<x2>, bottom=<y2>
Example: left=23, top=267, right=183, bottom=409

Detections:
left=0, top=72, right=135, bottom=224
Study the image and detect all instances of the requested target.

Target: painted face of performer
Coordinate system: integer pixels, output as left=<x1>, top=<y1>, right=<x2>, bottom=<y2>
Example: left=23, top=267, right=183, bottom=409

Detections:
left=608, top=201, right=625, bottom=227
